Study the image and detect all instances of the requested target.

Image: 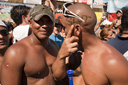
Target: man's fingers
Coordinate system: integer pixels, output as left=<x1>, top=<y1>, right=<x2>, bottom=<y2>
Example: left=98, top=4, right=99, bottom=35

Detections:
left=70, top=36, right=79, bottom=43
left=66, top=25, right=74, bottom=38
left=70, top=47, right=78, bottom=53
left=68, top=42, right=78, bottom=48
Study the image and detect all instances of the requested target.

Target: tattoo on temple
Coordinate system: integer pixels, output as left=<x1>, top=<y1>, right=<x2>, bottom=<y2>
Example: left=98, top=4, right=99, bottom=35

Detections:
left=65, top=15, right=91, bottom=25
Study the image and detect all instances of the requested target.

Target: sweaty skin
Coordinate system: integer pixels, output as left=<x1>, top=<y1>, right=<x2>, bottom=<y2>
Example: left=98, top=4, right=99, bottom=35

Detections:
left=0, top=26, right=9, bottom=83
left=1, top=16, right=59, bottom=85
left=61, top=3, right=128, bottom=85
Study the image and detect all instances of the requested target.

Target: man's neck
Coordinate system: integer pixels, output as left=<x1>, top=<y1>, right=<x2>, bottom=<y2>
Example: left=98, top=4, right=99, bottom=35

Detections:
left=19, top=22, right=28, bottom=26
left=52, top=32, right=58, bottom=36
left=81, top=34, right=98, bottom=53
left=30, top=34, right=49, bottom=46
left=0, top=48, right=7, bottom=57
left=122, top=31, right=128, bottom=37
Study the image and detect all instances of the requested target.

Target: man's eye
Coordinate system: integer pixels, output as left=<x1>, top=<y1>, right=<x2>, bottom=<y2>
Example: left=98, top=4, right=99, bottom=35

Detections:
left=62, top=26, right=65, bottom=29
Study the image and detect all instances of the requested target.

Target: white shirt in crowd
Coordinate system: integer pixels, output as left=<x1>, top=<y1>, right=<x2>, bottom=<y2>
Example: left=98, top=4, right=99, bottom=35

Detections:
left=13, top=25, right=29, bottom=44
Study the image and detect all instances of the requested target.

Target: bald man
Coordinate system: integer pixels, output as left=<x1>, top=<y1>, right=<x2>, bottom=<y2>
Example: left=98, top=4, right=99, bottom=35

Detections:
left=52, top=3, right=128, bottom=85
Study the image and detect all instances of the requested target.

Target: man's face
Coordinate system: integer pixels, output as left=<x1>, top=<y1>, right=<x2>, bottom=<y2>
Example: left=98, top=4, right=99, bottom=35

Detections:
left=0, top=26, right=9, bottom=50
left=24, top=10, right=30, bottom=24
left=30, top=15, right=54, bottom=39
left=61, top=15, right=72, bottom=36
left=53, top=24, right=62, bottom=35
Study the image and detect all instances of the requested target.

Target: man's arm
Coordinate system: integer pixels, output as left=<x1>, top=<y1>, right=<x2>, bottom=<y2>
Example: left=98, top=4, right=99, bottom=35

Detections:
left=103, top=52, right=128, bottom=84
left=52, top=25, right=79, bottom=80
left=110, top=20, right=115, bottom=29
left=1, top=45, right=25, bottom=85
left=45, top=0, right=56, bottom=16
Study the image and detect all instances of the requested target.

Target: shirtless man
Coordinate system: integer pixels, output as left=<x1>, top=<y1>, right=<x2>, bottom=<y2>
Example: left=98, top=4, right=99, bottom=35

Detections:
left=110, top=10, right=123, bottom=35
left=1, top=4, right=62, bottom=85
left=0, top=20, right=9, bottom=83
left=53, top=3, right=128, bottom=85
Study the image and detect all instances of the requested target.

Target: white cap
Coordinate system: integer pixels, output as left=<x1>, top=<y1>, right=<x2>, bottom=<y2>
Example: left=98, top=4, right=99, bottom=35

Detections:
left=116, top=10, right=123, bottom=14
left=0, top=20, right=7, bottom=27
left=102, top=19, right=112, bottom=25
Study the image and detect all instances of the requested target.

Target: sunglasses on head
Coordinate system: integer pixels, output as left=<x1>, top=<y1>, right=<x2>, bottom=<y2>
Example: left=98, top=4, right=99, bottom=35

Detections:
left=62, top=2, right=85, bottom=22
left=116, top=11, right=122, bottom=14
left=0, top=29, right=9, bottom=36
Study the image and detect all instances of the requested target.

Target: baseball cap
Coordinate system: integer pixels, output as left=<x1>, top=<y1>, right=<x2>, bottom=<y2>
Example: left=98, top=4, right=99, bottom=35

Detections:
left=55, top=19, right=62, bottom=25
left=30, top=4, right=54, bottom=22
left=0, top=20, right=7, bottom=27
left=116, top=10, right=123, bottom=14
left=102, top=19, right=112, bottom=25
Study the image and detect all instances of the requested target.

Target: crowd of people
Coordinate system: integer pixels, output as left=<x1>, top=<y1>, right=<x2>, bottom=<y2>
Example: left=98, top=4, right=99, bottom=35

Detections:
left=0, top=0, right=128, bottom=85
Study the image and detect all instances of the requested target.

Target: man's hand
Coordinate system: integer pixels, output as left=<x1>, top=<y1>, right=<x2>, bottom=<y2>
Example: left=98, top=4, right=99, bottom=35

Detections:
left=58, top=25, right=79, bottom=59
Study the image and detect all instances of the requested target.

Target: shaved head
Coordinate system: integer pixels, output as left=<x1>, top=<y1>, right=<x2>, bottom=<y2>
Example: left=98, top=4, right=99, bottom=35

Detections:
left=61, top=3, right=97, bottom=33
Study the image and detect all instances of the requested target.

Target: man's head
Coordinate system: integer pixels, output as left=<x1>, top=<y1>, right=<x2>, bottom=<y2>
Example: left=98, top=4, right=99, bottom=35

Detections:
left=116, top=10, right=123, bottom=18
left=121, top=9, right=128, bottom=32
left=29, top=4, right=54, bottom=39
left=61, top=3, right=97, bottom=36
left=100, top=28, right=115, bottom=41
left=102, top=19, right=112, bottom=28
left=53, top=19, right=62, bottom=36
left=11, top=5, right=31, bottom=26
left=0, top=20, right=9, bottom=50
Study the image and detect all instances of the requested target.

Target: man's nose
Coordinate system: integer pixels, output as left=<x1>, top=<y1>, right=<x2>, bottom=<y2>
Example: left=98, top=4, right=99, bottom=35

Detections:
left=0, top=34, right=4, bottom=38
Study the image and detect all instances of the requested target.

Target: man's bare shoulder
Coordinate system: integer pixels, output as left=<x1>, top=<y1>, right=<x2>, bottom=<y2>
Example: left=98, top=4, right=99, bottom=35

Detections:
left=49, top=38, right=59, bottom=51
left=4, top=37, right=30, bottom=60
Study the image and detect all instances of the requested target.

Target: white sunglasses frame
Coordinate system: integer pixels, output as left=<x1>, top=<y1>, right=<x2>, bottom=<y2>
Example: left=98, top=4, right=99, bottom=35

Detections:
left=62, top=2, right=85, bottom=22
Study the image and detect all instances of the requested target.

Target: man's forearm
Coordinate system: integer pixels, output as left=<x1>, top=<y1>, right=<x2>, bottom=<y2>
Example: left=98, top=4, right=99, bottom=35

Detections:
left=52, top=53, right=67, bottom=81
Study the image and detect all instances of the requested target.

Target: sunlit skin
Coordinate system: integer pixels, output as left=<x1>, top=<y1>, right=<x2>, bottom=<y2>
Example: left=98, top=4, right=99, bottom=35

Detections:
left=60, top=3, right=128, bottom=85
left=0, top=26, right=9, bottom=83
left=1, top=15, right=59, bottom=85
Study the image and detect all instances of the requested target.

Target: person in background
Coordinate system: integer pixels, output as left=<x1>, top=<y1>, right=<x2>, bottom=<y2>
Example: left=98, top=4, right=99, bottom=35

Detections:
left=0, top=20, right=9, bottom=83
left=52, top=2, right=128, bottom=85
left=11, top=5, right=32, bottom=44
left=7, top=22, right=14, bottom=46
left=60, top=27, right=66, bottom=38
left=110, top=9, right=123, bottom=35
left=49, top=19, right=64, bottom=49
left=99, top=27, right=115, bottom=42
left=107, top=9, right=128, bottom=61
left=94, top=17, right=112, bottom=37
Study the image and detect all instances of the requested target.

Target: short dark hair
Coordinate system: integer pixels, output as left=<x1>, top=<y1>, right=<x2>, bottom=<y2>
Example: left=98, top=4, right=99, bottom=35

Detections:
left=11, top=5, right=30, bottom=26
left=121, top=9, right=128, bottom=31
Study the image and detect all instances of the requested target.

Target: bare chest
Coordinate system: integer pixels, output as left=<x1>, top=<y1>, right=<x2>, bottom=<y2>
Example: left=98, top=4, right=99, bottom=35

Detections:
left=24, top=48, right=56, bottom=78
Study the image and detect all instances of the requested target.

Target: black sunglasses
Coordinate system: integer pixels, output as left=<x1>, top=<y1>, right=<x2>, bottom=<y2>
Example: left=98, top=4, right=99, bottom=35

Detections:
left=0, top=29, right=9, bottom=36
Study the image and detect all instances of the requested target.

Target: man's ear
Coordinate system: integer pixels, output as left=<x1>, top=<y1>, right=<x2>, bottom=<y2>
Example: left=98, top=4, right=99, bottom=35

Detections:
left=22, top=15, right=25, bottom=21
left=74, top=24, right=81, bottom=37
left=104, top=36, right=108, bottom=41
left=28, top=19, right=32, bottom=28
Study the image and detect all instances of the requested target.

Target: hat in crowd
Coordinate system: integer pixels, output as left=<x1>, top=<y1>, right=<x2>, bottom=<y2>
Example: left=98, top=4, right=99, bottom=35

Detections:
left=0, top=20, right=7, bottom=27
left=55, top=19, right=62, bottom=25
left=102, top=19, right=112, bottom=25
left=30, top=4, right=54, bottom=22
left=116, top=10, right=123, bottom=14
